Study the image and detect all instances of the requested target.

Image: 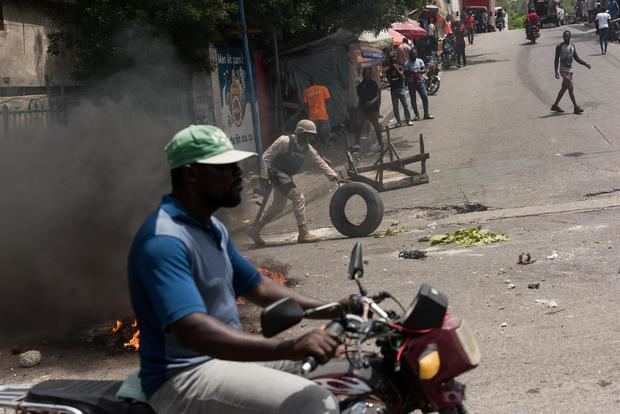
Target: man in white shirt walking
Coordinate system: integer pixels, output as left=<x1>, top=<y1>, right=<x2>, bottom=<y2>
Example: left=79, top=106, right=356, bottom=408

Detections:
left=596, top=9, right=612, bottom=54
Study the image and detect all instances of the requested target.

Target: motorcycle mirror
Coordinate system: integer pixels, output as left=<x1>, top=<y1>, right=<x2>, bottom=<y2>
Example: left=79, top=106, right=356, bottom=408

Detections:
left=260, top=297, right=304, bottom=338
left=347, top=242, right=364, bottom=280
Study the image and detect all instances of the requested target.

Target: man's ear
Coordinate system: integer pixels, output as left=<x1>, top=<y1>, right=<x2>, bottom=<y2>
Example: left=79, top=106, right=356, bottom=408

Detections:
left=181, top=165, right=199, bottom=184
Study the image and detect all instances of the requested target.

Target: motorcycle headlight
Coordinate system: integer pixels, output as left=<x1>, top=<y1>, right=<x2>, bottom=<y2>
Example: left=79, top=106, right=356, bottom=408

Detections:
left=455, top=319, right=481, bottom=366
left=418, top=344, right=441, bottom=380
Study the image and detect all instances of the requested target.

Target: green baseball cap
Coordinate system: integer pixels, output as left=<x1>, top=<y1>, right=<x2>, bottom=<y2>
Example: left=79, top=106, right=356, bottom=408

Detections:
left=165, top=125, right=256, bottom=170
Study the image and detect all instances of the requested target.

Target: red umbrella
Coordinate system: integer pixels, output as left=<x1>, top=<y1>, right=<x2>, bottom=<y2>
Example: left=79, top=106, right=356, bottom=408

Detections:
left=391, top=19, right=427, bottom=40
left=387, top=29, right=406, bottom=46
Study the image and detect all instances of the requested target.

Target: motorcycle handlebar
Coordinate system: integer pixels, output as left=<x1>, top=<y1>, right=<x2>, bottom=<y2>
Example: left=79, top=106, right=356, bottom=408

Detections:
left=301, top=321, right=345, bottom=374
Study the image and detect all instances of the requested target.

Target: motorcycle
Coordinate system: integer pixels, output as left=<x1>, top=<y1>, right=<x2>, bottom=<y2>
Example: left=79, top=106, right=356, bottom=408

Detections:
left=263, top=243, right=480, bottom=413
left=495, top=16, right=505, bottom=31
left=424, top=53, right=441, bottom=96
left=526, top=23, right=540, bottom=44
left=0, top=243, right=481, bottom=414
left=440, top=35, right=458, bottom=70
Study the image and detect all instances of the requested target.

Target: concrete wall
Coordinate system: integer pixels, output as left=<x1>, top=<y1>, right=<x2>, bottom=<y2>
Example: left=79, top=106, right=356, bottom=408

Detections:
left=0, top=0, right=75, bottom=89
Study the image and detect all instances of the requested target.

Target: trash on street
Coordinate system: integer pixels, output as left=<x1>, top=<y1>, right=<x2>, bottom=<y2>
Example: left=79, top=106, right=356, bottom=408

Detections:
left=429, top=226, right=508, bottom=247
left=398, top=250, right=427, bottom=259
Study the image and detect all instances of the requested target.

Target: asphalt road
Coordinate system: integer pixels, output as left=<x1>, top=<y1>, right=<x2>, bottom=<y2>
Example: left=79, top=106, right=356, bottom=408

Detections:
left=241, top=25, right=620, bottom=413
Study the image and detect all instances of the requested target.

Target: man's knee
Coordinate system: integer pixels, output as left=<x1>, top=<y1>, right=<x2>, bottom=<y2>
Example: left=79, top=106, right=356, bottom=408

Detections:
left=280, top=383, right=339, bottom=414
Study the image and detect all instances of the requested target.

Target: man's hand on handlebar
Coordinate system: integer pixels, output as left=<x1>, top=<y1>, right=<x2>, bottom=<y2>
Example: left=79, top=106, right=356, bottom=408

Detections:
left=285, top=330, right=339, bottom=364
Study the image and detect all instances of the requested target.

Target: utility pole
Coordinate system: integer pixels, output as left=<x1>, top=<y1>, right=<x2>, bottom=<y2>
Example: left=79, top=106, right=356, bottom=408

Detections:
left=238, top=0, right=262, bottom=166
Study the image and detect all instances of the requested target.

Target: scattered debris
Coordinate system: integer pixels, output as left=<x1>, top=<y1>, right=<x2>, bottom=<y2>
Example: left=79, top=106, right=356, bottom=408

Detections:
left=526, top=388, right=540, bottom=394
left=507, top=283, right=516, bottom=289
left=453, top=202, right=488, bottom=214
left=433, top=169, right=441, bottom=173
left=19, top=350, right=42, bottom=368
left=374, top=226, right=410, bottom=238
left=528, top=283, right=541, bottom=289
left=241, top=218, right=251, bottom=224
left=535, top=299, right=558, bottom=308
left=498, top=268, right=507, bottom=275
left=500, top=322, right=508, bottom=328
left=390, top=221, right=400, bottom=227
left=429, top=226, right=508, bottom=247
left=597, top=380, right=612, bottom=388
left=517, top=252, right=536, bottom=265
left=545, top=250, right=559, bottom=260
left=504, top=279, right=512, bottom=284
left=417, top=235, right=430, bottom=242
left=399, top=250, right=427, bottom=260
left=363, top=259, right=369, bottom=265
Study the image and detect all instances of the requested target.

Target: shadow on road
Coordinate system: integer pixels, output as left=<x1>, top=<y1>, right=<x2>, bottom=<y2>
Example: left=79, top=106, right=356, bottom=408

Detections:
left=466, top=58, right=510, bottom=66
left=538, top=112, right=570, bottom=119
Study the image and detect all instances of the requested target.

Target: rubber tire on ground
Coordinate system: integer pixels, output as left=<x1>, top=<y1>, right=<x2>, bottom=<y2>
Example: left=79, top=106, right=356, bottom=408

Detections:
left=329, top=182, right=384, bottom=238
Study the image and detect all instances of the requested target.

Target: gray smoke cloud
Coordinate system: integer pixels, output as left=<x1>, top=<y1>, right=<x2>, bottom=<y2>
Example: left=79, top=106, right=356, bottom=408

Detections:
left=0, top=34, right=191, bottom=339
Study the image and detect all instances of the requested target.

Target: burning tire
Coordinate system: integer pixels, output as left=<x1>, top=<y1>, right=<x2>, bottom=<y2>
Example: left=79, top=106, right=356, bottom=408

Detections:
left=329, top=182, right=384, bottom=237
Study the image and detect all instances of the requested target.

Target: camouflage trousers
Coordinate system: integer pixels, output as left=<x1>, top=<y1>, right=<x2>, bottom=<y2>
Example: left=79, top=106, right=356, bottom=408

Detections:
left=263, top=185, right=307, bottom=227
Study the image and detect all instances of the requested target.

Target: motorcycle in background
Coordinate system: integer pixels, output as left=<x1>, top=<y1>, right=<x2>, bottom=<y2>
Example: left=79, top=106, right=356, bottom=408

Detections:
left=440, top=35, right=458, bottom=69
left=496, top=16, right=505, bottom=31
left=425, top=53, right=441, bottom=95
left=526, top=23, right=540, bottom=44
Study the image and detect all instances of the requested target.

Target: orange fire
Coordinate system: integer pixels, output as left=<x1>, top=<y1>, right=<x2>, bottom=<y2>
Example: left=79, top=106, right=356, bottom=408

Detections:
left=111, top=320, right=123, bottom=334
left=235, top=268, right=288, bottom=305
left=258, top=267, right=287, bottom=286
left=111, top=319, right=140, bottom=351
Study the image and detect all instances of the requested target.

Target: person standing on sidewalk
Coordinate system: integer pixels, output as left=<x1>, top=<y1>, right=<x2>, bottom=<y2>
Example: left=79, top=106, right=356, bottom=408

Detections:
left=303, top=79, right=332, bottom=149
left=354, top=67, right=383, bottom=151
left=551, top=30, right=591, bottom=115
left=595, top=9, right=612, bottom=54
left=405, top=49, right=434, bottom=121
left=466, top=12, right=475, bottom=44
left=248, top=120, right=346, bottom=245
left=454, top=21, right=467, bottom=67
left=427, top=18, right=437, bottom=53
left=386, top=55, right=413, bottom=128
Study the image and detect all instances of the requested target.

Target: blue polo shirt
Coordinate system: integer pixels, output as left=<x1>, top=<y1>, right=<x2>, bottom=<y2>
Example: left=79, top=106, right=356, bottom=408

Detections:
left=127, top=195, right=261, bottom=398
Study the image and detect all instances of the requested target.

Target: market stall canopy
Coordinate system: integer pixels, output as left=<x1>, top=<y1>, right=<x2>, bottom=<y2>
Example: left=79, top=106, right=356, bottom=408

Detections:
left=387, top=29, right=406, bottom=46
left=358, top=30, right=394, bottom=49
left=391, top=19, right=427, bottom=40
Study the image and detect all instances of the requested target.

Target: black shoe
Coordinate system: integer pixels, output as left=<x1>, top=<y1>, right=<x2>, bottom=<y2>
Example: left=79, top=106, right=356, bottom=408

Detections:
left=423, top=114, right=434, bottom=120
left=550, top=104, right=564, bottom=113
left=574, top=106, right=584, bottom=114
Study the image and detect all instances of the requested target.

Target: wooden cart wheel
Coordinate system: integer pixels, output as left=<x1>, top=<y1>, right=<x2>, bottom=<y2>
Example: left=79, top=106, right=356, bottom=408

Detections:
left=329, top=182, right=384, bottom=237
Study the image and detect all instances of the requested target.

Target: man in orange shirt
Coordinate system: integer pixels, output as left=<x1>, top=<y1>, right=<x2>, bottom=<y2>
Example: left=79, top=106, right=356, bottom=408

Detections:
left=303, top=79, right=331, bottom=150
left=465, top=12, right=475, bottom=45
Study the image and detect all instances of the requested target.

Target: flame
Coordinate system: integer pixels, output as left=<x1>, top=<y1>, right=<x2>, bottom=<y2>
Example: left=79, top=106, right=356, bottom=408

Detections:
left=124, top=328, right=141, bottom=351
left=235, top=267, right=287, bottom=305
left=111, top=319, right=140, bottom=351
left=111, top=320, right=123, bottom=333
left=258, top=267, right=287, bottom=286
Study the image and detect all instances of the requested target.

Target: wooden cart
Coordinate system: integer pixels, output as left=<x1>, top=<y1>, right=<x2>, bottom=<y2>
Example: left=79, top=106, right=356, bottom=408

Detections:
left=345, top=127, right=430, bottom=192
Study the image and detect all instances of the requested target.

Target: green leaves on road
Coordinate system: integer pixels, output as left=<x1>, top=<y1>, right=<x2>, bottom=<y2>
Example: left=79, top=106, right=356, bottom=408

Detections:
left=429, top=226, right=508, bottom=247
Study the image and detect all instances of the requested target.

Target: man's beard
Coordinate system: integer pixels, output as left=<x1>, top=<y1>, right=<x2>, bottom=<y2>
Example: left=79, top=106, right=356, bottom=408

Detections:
left=215, top=191, right=242, bottom=208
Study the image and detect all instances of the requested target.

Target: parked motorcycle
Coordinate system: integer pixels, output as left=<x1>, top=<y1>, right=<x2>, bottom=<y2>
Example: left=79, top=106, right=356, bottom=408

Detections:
left=425, top=53, right=441, bottom=96
left=526, top=24, right=540, bottom=44
left=0, top=243, right=480, bottom=414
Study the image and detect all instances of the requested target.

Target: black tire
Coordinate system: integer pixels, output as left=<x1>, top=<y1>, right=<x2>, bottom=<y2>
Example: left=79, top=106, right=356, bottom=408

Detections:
left=427, top=76, right=440, bottom=95
left=329, top=182, right=384, bottom=238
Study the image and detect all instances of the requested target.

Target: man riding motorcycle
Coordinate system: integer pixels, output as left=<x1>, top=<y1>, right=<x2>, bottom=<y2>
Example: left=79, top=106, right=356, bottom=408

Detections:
left=526, top=9, right=540, bottom=40
left=128, top=124, right=351, bottom=414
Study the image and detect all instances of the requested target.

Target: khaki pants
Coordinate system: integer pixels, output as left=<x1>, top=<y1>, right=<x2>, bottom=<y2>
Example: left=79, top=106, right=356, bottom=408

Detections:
left=264, top=185, right=307, bottom=227
left=149, top=359, right=339, bottom=414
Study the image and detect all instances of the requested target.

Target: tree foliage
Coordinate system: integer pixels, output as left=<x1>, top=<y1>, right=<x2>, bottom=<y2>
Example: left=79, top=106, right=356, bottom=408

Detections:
left=48, top=0, right=420, bottom=80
